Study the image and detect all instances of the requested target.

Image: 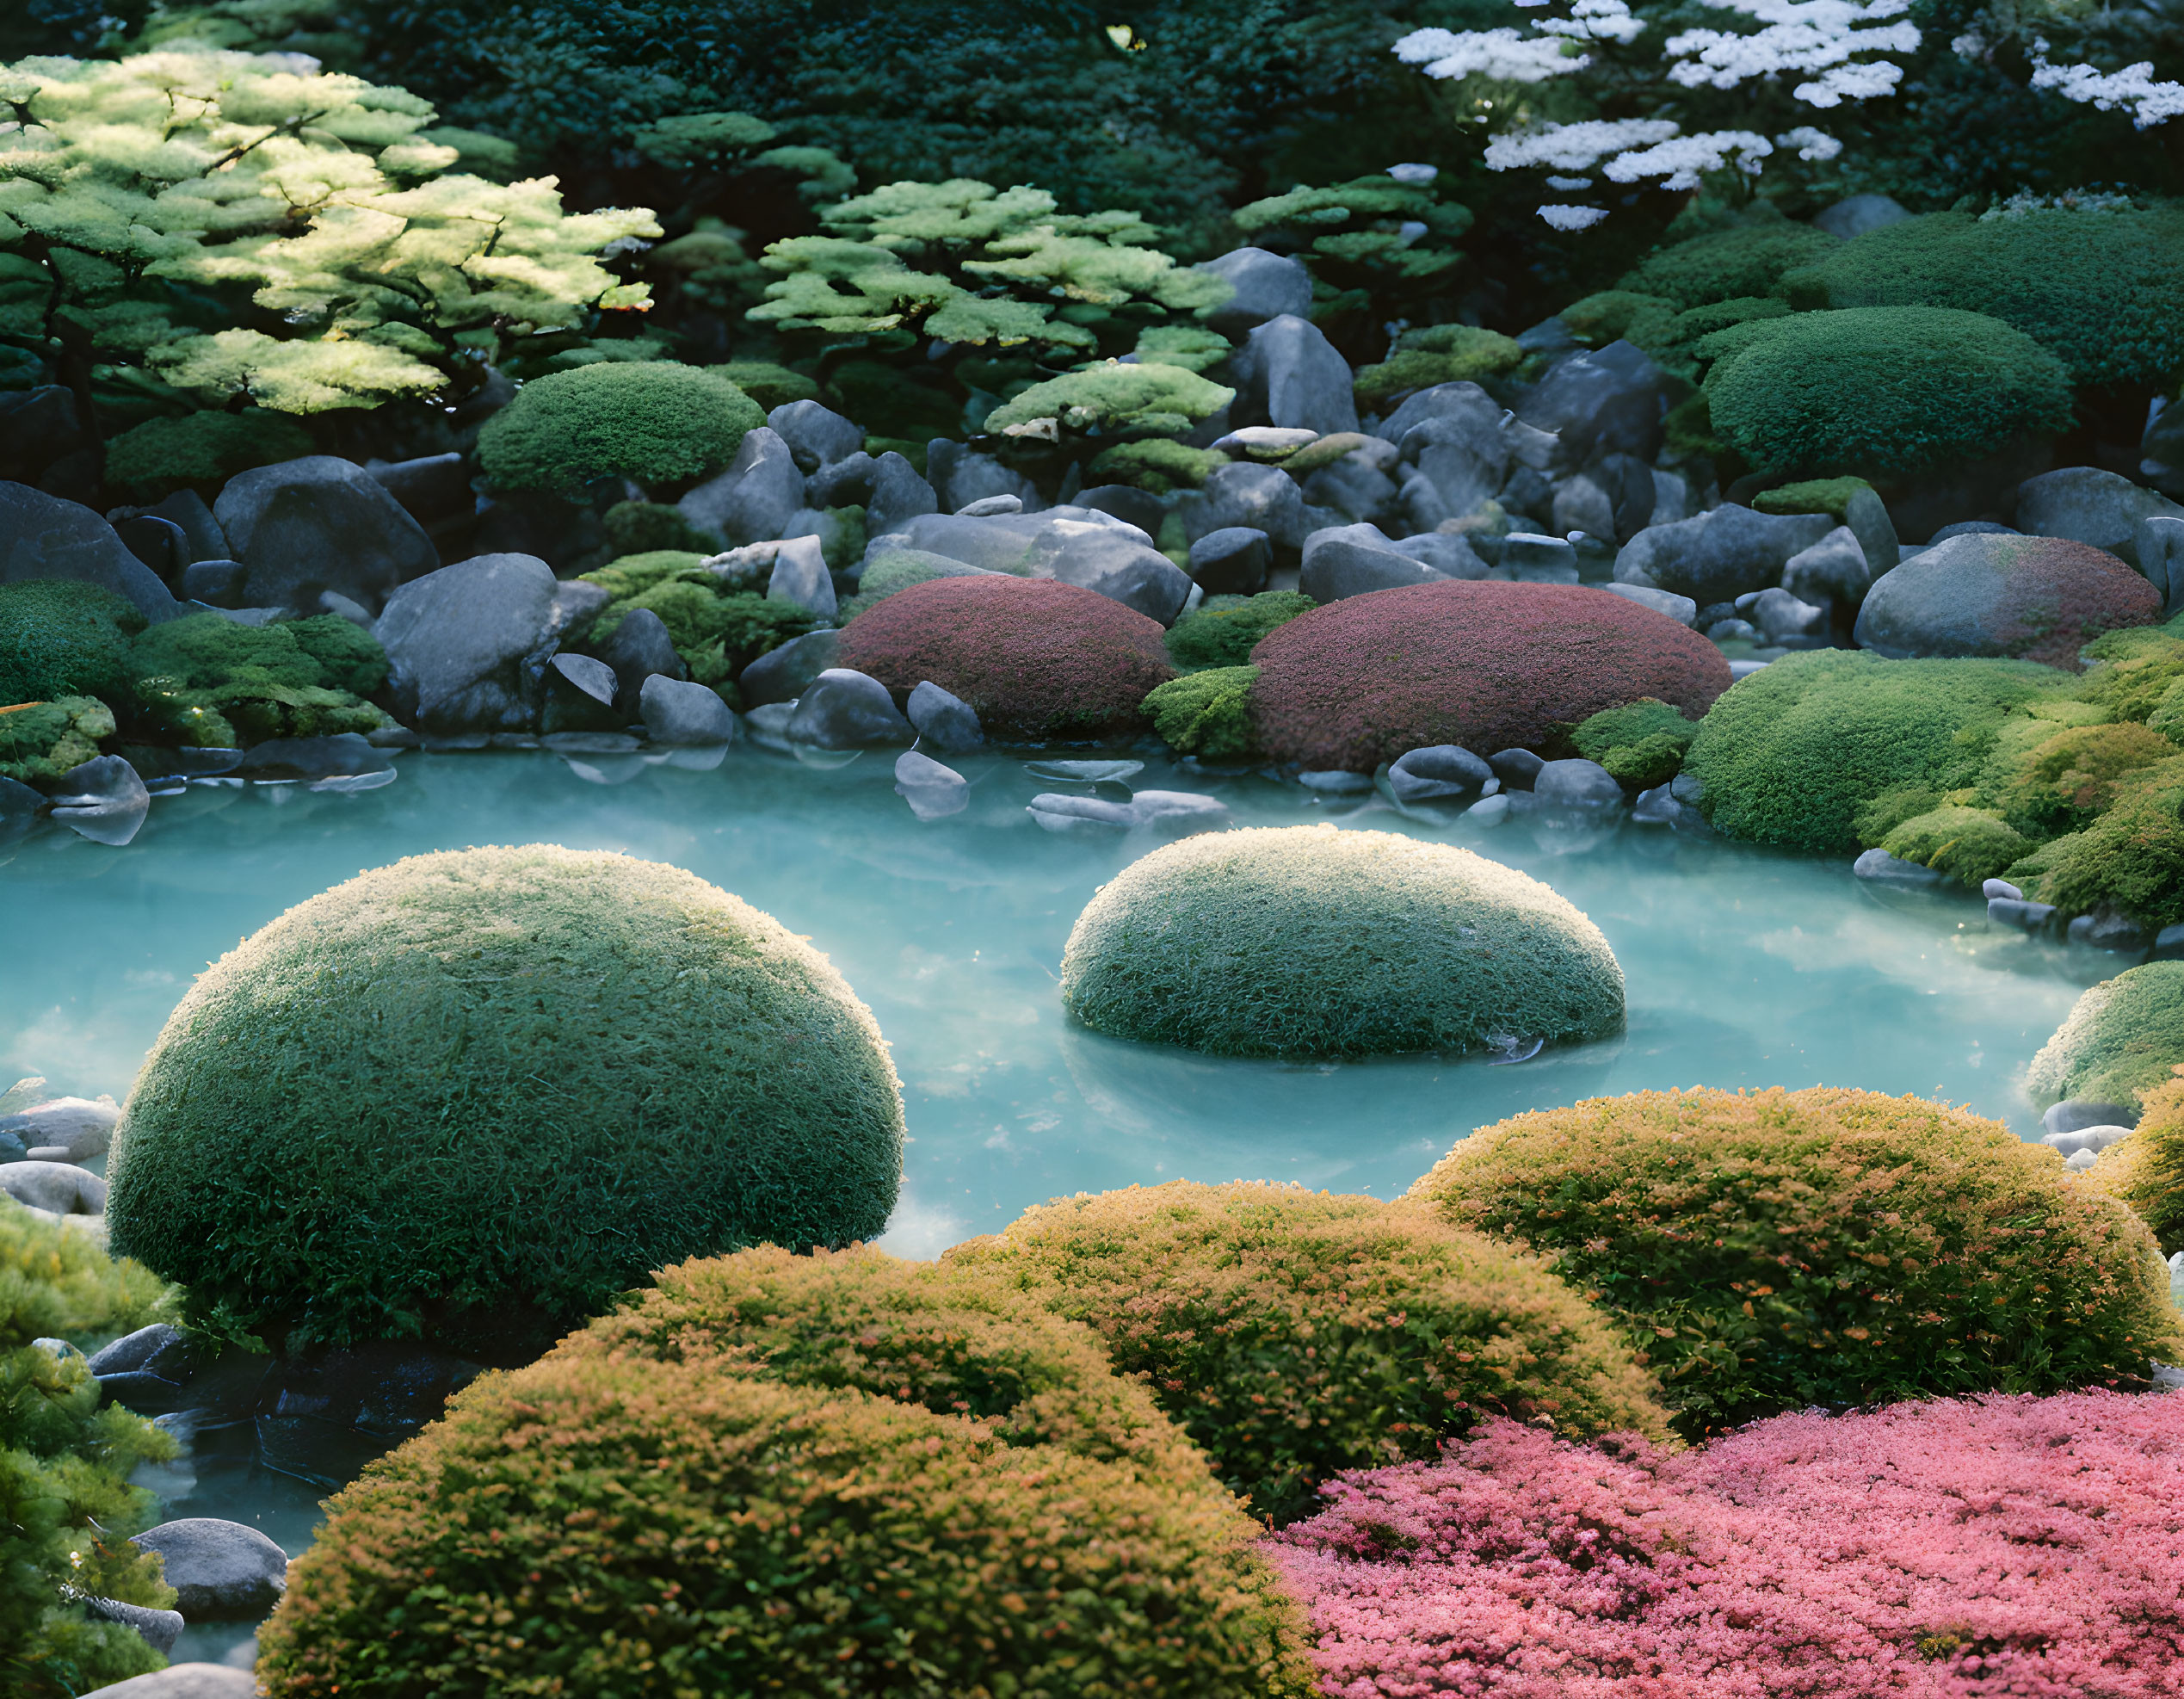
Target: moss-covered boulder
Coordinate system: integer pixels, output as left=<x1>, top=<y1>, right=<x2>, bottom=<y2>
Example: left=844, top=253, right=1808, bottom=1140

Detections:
left=2008, top=754, right=2184, bottom=929
left=1059, top=824, right=1623, bottom=1060
left=108, top=845, right=904, bottom=1352
left=1854, top=533, right=2162, bottom=670
left=478, top=362, right=764, bottom=492
left=1877, top=805, right=2034, bottom=888
left=1570, top=698, right=1698, bottom=791
left=0, top=696, right=114, bottom=784
left=2027, top=962, right=2184, bottom=1114
left=0, top=581, right=145, bottom=708
left=126, top=612, right=386, bottom=747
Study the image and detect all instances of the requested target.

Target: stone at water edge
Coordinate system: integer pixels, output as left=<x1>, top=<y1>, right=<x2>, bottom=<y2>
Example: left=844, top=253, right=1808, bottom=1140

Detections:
left=1, top=1093, right=119, bottom=1161
left=0, top=1160, right=107, bottom=1214
left=787, top=669, right=915, bottom=749
left=1854, top=847, right=1945, bottom=887
left=128, top=1519, right=288, bottom=1619
left=82, top=1597, right=182, bottom=1657
left=214, top=456, right=438, bottom=617
left=373, top=553, right=559, bottom=734
left=640, top=676, right=738, bottom=745
left=895, top=751, right=969, bottom=819
left=1027, top=791, right=1230, bottom=833
left=740, top=629, right=841, bottom=707
left=1388, top=744, right=1491, bottom=802
left=1533, top=759, right=1623, bottom=808
left=906, top=680, right=983, bottom=752
left=49, top=755, right=149, bottom=847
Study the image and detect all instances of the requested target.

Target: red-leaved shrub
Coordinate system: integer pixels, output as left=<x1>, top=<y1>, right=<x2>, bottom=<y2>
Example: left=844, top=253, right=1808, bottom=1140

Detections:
left=1272, top=1391, right=2184, bottom=1697
left=837, top=575, right=1175, bottom=741
left=1247, top=582, right=1731, bottom=772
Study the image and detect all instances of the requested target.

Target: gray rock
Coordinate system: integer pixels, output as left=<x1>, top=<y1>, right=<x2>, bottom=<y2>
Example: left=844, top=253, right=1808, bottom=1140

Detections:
left=598, top=606, right=684, bottom=714
left=1813, top=193, right=1908, bottom=240
left=547, top=578, right=609, bottom=644
left=1616, top=504, right=1835, bottom=602
left=1552, top=473, right=1616, bottom=541
left=1181, top=461, right=1305, bottom=549
left=1853, top=529, right=2159, bottom=662
left=739, top=629, right=841, bottom=707
left=2042, top=1121, right=2134, bottom=1158
left=177, top=559, right=248, bottom=607
left=82, top=1597, right=183, bottom=1657
left=925, top=442, right=1038, bottom=515
left=1194, top=247, right=1312, bottom=334
left=1027, top=789, right=1229, bottom=834
left=907, top=679, right=984, bottom=752
left=49, top=756, right=149, bottom=848
left=214, top=457, right=437, bottom=616
left=1854, top=847, right=1944, bottom=887
left=1398, top=404, right=1515, bottom=517
left=549, top=652, right=617, bottom=707
left=1709, top=617, right=1760, bottom=642
left=1188, top=527, right=1272, bottom=595
left=805, top=451, right=876, bottom=510
left=678, top=428, right=805, bottom=547
left=1298, top=769, right=1374, bottom=794
left=1781, top=525, right=1872, bottom=606
left=114, top=512, right=188, bottom=578
left=1727, top=658, right=1773, bottom=680
left=1073, top=485, right=1167, bottom=538
left=1516, top=340, right=1663, bottom=466
left=956, top=493, right=1023, bottom=517
left=1300, top=523, right=1446, bottom=600
left=2154, top=922, right=2184, bottom=961
left=1, top=483, right=185, bottom=623
left=1632, top=782, right=1709, bottom=831
left=0, top=1160, right=106, bottom=1214
left=374, top=553, right=558, bottom=733
left=639, top=676, right=737, bottom=745
left=894, top=750, right=969, bottom=819
left=1983, top=878, right=2022, bottom=901
left=1230, top=314, right=1359, bottom=436
left=83, top=1665, right=257, bottom=1699
left=1534, top=758, right=1623, bottom=806
left=1212, top=426, right=1319, bottom=460
left=1388, top=744, right=1490, bottom=801
left=787, top=668, right=914, bottom=748
left=1928, top=521, right=2017, bottom=543
left=1601, top=583, right=1698, bottom=625
left=1748, top=585, right=1829, bottom=641
left=1501, top=533, right=1577, bottom=584
left=1046, top=525, right=1192, bottom=622
left=1842, top=487, right=1899, bottom=579
left=866, top=452, right=940, bottom=537
left=766, top=534, right=836, bottom=620
left=1301, top=453, right=1398, bottom=525
left=2068, top=909, right=2151, bottom=953
left=2045, top=1100, right=2138, bottom=1137
left=2015, top=466, right=2184, bottom=565
left=1, top=1095, right=118, bottom=1162
left=235, top=735, right=392, bottom=783
left=1390, top=531, right=1490, bottom=578
left=768, top=399, right=864, bottom=473
left=1489, top=749, right=1545, bottom=788
left=88, top=1322, right=188, bottom=1379
left=1465, top=793, right=1512, bottom=825
left=367, top=452, right=470, bottom=527
left=2133, top=514, right=2184, bottom=617
left=129, top=1519, right=288, bottom=1619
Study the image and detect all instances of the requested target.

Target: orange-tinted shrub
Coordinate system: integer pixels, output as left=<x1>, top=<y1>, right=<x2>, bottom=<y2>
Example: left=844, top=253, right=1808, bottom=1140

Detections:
left=2086, top=1074, right=2184, bottom=1256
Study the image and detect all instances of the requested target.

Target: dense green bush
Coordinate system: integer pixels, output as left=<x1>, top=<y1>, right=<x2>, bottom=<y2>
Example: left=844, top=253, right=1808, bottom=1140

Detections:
left=102, top=411, right=316, bottom=495
left=947, top=1181, right=1669, bottom=1523
left=2087, top=1075, right=2184, bottom=1257
left=1621, top=221, right=1842, bottom=312
left=1570, top=698, right=1697, bottom=791
left=257, top=1350, right=1317, bottom=1697
left=1143, top=665, right=1259, bottom=762
left=1409, top=1087, right=2183, bottom=1437
left=602, top=499, right=720, bottom=559
left=1164, top=592, right=1314, bottom=672
left=1683, top=650, right=2067, bottom=852
left=981, top=361, right=1233, bottom=440
left=1983, top=720, right=2179, bottom=837
left=0, top=584, right=145, bottom=709
left=281, top=615, right=389, bottom=698
left=2027, top=962, right=2184, bottom=1114
left=0, top=697, right=113, bottom=785
left=2009, top=755, right=2184, bottom=929
left=2076, top=619, right=2184, bottom=724
left=126, top=613, right=385, bottom=747
left=1059, top=825, right=1624, bottom=1060
left=478, top=363, right=763, bottom=492
left=1354, top=324, right=1523, bottom=413
left=2, top=1202, right=180, bottom=1699
left=1086, top=439, right=1230, bottom=493
left=1877, top=804, right=2034, bottom=888
left=1703, top=307, right=2075, bottom=479
left=108, top=845, right=904, bottom=1351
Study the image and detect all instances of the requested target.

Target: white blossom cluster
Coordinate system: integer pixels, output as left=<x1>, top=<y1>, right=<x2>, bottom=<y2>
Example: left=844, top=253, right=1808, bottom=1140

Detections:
left=1536, top=0, right=1647, bottom=46
left=1484, top=118, right=1679, bottom=172
left=2028, top=50, right=2184, bottom=128
left=1537, top=205, right=1613, bottom=229
left=1663, top=0, right=1920, bottom=106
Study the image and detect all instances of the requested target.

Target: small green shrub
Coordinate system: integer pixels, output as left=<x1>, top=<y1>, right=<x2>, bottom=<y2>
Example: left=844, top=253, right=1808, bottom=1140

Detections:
left=947, top=1181, right=1670, bottom=1523
left=126, top=613, right=383, bottom=748
left=2076, top=618, right=2184, bottom=723
left=2085, top=1074, right=2184, bottom=1256
left=1670, top=294, right=1791, bottom=347
left=1683, top=650, right=2067, bottom=852
left=1086, top=439, right=1228, bottom=493
left=281, top=615, right=388, bottom=697
left=1983, top=720, right=2179, bottom=837
left=707, top=360, right=820, bottom=411
left=108, top=845, right=905, bottom=1351
left=1164, top=591, right=1314, bottom=672
left=1144, top=665, right=1259, bottom=762
left=600, top=583, right=813, bottom=689
left=603, top=500, right=719, bottom=558
left=1059, top=825, right=1624, bottom=1060
left=848, top=548, right=991, bottom=614
left=1704, top=307, right=2076, bottom=479
left=1853, top=786, right=1946, bottom=848
left=2027, top=962, right=2184, bottom=1113
left=478, top=363, right=764, bottom=492
left=1408, top=1086, right=2183, bottom=1437
left=579, top=550, right=711, bottom=603
left=1354, top=325, right=1522, bottom=411
left=2012, top=756, right=2184, bottom=929
left=1752, top=475, right=1872, bottom=519
left=0, top=697, right=113, bottom=785
left=1621, top=223, right=1842, bottom=311
left=1878, top=805, right=2034, bottom=888
left=1558, top=291, right=1682, bottom=367
left=1, top=1203, right=180, bottom=1699
left=102, top=410, right=315, bottom=493
left=1571, top=698, right=1696, bottom=790
left=982, top=361, right=1233, bottom=437
left=0, top=583, right=145, bottom=708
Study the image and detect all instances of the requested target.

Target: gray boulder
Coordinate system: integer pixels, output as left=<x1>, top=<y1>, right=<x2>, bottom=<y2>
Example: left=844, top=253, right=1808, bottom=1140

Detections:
left=1027, top=789, right=1229, bottom=834
left=805, top=450, right=876, bottom=508
left=2045, top=1100, right=2138, bottom=1137
left=233, top=735, right=391, bottom=783
left=1, top=483, right=184, bottom=623
left=1601, top=583, right=1698, bottom=625
left=49, top=755, right=149, bottom=848
left=1300, top=452, right=1398, bottom=525
left=926, top=441, right=1039, bottom=514
left=1388, top=744, right=1490, bottom=802
left=1195, top=247, right=1312, bottom=334
left=866, top=452, right=940, bottom=537
left=1300, top=524, right=1447, bottom=600
left=177, top=559, right=247, bottom=607
left=1616, top=504, right=1835, bottom=602
left=2135, top=514, right=2184, bottom=616
left=639, top=675, right=737, bottom=745
left=894, top=507, right=1186, bottom=618
left=214, top=457, right=437, bottom=616
left=2015, top=466, right=2184, bottom=566
left=598, top=606, right=684, bottom=714
left=1045, top=526, right=1191, bottom=623
left=787, top=668, right=915, bottom=748
left=129, top=1519, right=288, bottom=1619
left=767, top=400, right=864, bottom=473
left=907, top=679, right=984, bottom=752
left=1073, top=484, right=1167, bottom=538
left=0, top=1160, right=107, bottom=1214
left=1813, top=194, right=1908, bottom=240
left=1843, top=486, right=1899, bottom=578
left=1781, top=525, right=1873, bottom=605
left=1, top=1095, right=118, bottom=1163
left=1745, top=585, right=1829, bottom=641
left=1181, top=461, right=1305, bottom=547
left=766, top=534, right=836, bottom=620
left=678, top=427, right=805, bottom=547
left=1501, top=533, right=1577, bottom=584
left=83, top=1596, right=183, bottom=1657
left=1854, top=847, right=1944, bottom=887
left=83, top=1665, right=256, bottom=1699
left=1552, top=473, right=1616, bottom=541
left=1187, top=527, right=1271, bottom=595
left=1390, top=531, right=1490, bottom=578
left=1516, top=340, right=1663, bottom=466
left=894, top=749, right=970, bottom=820
left=367, top=451, right=470, bottom=528
left=374, top=553, right=559, bottom=734
left=1230, top=314, right=1358, bottom=436
left=1854, top=530, right=2162, bottom=662
left=1534, top=758, right=1624, bottom=807
left=739, top=629, right=841, bottom=707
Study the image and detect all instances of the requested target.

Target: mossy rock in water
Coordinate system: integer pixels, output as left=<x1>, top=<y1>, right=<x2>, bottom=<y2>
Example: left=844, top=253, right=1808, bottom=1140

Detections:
left=1144, top=664, right=1259, bottom=761
left=1877, top=805, right=2034, bottom=888
left=1058, top=825, right=1623, bottom=1060
left=1571, top=697, right=1698, bottom=790
left=2027, top=961, right=2184, bottom=1113
left=0, top=581, right=145, bottom=708
left=2085, top=1075, right=2184, bottom=1256
left=947, top=1181, right=1669, bottom=1524
left=478, top=362, right=764, bottom=492
left=107, top=845, right=904, bottom=1353
left=1164, top=590, right=1313, bottom=672
left=0, top=695, right=114, bottom=784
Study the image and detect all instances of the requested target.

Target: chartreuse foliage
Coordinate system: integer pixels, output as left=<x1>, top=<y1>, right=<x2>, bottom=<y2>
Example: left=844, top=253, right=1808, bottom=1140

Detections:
left=948, top=1181, right=1669, bottom=1524
left=1410, top=1087, right=2183, bottom=1437
left=1753, top=475, right=1872, bottom=519
left=1354, top=324, right=1521, bottom=411
left=126, top=612, right=386, bottom=747
left=1163, top=591, right=1314, bottom=672
left=2027, top=962, right=2184, bottom=1114
left=1571, top=698, right=1696, bottom=791
left=0, top=697, right=113, bottom=785
left=1086, top=438, right=1229, bottom=493
left=2088, top=1075, right=2184, bottom=1257
left=1144, top=666, right=1260, bottom=762
left=108, top=846, right=904, bottom=1351
left=1059, top=825, right=1624, bottom=1060
left=0, top=583, right=144, bottom=708
left=2, top=1202, right=180, bottom=1699
left=982, top=361, right=1233, bottom=440
left=1982, top=720, right=2178, bottom=838
left=477, top=362, right=763, bottom=491
left=580, top=553, right=814, bottom=689
left=1877, top=805, right=2034, bottom=888
left=2008, top=755, right=2184, bottom=929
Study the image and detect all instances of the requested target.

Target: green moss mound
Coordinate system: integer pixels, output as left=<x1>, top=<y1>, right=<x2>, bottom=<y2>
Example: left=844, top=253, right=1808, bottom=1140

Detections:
left=478, top=362, right=764, bottom=492
left=2076, top=616, right=2184, bottom=723
left=2011, top=754, right=2184, bottom=929
left=581, top=554, right=815, bottom=689
left=0, top=582, right=145, bottom=708
left=281, top=615, right=388, bottom=697
left=1144, top=664, right=1259, bottom=761
left=257, top=1350, right=1316, bottom=1698
left=983, top=361, right=1233, bottom=436
left=1671, top=294, right=1792, bottom=346
left=1164, top=590, right=1313, bottom=672
left=1878, top=805, right=2034, bottom=888
left=947, top=1181, right=1670, bottom=1523
left=1059, top=825, right=1624, bottom=1060
left=1558, top=291, right=1682, bottom=367
left=1622, top=223, right=1842, bottom=311
left=1086, top=438, right=1228, bottom=493
left=1753, top=475, right=1872, bottom=519
left=1354, top=325, right=1522, bottom=411
left=2028, top=962, right=2184, bottom=1113
left=1777, top=206, right=2184, bottom=388
left=126, top=612, right=384, bottom=747
left=1408, top=1086, right=2182, bottom=1438
left=1683, top=650, right=2068, bottom=852
left=107, top=845, right=904, bottom=1352
left=2, top=1202, right=180, bottom=1699
left=849, top=547, right=994, bottom=609
left=103, top=409, right=315, bottom=492
left=0, top=696, right=113, bottom=785
left=708, top=359, right=820, bottom=411
left=1571, top=697, right=1696, bottom=790
left=1704, top=306, right=2075, bottom=479
left=1983, top=720, right=2178, bottom=837
left=2086, top=1076, right=2184, bottom=1257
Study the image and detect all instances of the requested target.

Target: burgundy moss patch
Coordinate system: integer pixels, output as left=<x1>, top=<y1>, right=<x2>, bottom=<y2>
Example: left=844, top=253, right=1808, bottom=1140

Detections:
left=1247, top=581, right=1732, bottom=772
left=837, top=576, right=1175, bottom=742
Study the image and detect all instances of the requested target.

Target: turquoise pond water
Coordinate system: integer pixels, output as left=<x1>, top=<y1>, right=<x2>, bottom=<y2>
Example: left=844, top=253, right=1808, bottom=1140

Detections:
left=0, top=741, right=2128, bottom=1661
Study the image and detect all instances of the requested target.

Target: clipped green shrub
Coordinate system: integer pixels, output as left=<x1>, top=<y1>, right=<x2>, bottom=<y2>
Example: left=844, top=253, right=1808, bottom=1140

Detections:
left=2076, top=617, right=2184, bottom=723
left=1059, top=825, right=1624, bottom=1060
left=1570, top=697, right=1696, bottom=790
left=981, top=361, right=1233, bottom=438
left=2027, top=962, right=2184, bottom=1113
left=1409, top=1087, right=2183, bottom=1437
left=1353, top=325, right=1522, bottom=412
left=257, top=1351, right=1316, bottom=1698
left=1144, top=665, right=1259, bottom=762
left=281, top=615, right=388, bottom=697
left=707, top=361, right=820, bottom=411
left=102, top=410, right=315, bottom=493
left=0, top=582, right=144, bottom=708
left=1683, top=650, right=2068, bottom=852
left=1704, top=307, right=2075, bottom=479
left=108, top=846, right=904, bottom=1351
left=1878, top=805, right=2034, bottom=888
left=1086, top=439, right=1229, bottom=493
left=2012, top=755, right=2184, bottom=928
left=2, top=1202, right=180, bottom=1699
left=478, top=363, right=763, bottom=492
left=125, top=613, right=384, bottom=748
left=947, top=1182, right=1670, bottom=1523
left=1752, top=475, right=1872, bottom=519
left=1164, top=591, right=1314, bottom=671
left=1670, top=294, right=1791, bottom=347
left=0, top=697, right=113, bottom=785
left=602, top=499, right=719, bottom=558
left=1983, top=720, right=2179, bottom=837
left=2085, top=1075, right=2184, bottom=1256
left=1558, top=291, right=1682, bottom=368
left=581, top=553, right=815, bottom=688
left=579, top=549, right=710, bottom=603
left=1621, top=222, right=1842, bottom=311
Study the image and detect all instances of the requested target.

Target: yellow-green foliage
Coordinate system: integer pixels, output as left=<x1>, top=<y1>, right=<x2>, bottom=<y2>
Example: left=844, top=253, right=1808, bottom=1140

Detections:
left=126, top=613, right=385, bottom=747
left=107, top=846, right=905, bottom=1350
left=1058, top=825, right=1624, bottom=1060
left=1354, top=325, right=1522, bottom=411
left=2085, top=1074, right=2184, bottom=1255
left=103, top=411, right=316, bottom=493
left=982, top=361, right=1233, bottom=437
left=585, top=560, right=815, bottom=689
left=1878, top=805, right=2034, bottom=888
left=2, top=1203, right=180, bottom=1699
left=1621, top=223, right=1842, bottom=310
left=1983, top=720, right=2178, bottom=837
left=947, top=1181, right=1670, bottom=1523
left=1753, top=476, right=1872, bottom=519
left=1164, top=591, right=1313, bottom=671
left=2011, top=755, right=2184, bottom=928
left=1087, top=438, right=1228, bottom=492
left=1409, top=1087, right=2183, bottom=1437
left=1571, top=697, right=1696, bottom=790
left=0, top=583, right=145, bottom=709
left=2028, top=962, right=2184, bottom=1113
left=1144, top=665, right=1259, bottom=761
left=0, top=697, right=113, bottom=785
left=478, top=363, right=763, bottom=491
left=2075, top=617, right=2184, bottom=723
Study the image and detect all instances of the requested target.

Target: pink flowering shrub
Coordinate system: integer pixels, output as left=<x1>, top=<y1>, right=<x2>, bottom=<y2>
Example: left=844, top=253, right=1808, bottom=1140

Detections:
left=1272, top=1392, right=2184, bottom=1697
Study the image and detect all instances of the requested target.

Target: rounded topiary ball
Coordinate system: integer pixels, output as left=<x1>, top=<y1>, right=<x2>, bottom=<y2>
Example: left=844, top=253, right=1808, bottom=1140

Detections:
left=836, top=575, right=1175, bottom=741
left=1059, top=825, right=1623, bottom=1059
left=1409, top=1086, right=2182, bottom=1436
left=1244, top=581, right=1730, bottom=774
left=107, top=845, right=903, bottom=1351
left=477, top=362, right=763, bottom=492
left=2027, top=961, right=2184, bottom=1113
